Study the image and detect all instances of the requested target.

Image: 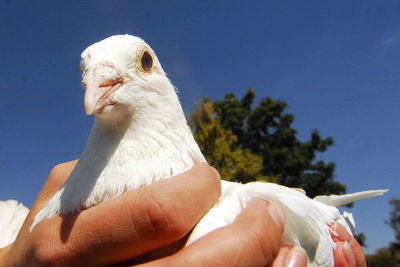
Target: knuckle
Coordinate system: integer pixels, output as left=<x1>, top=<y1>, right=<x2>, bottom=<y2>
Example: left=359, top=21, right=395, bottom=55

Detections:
left=252, top=223, right=279, bottom=263
left=140, top=194, right=188, bottom=239
left=239, top=203, right=281, bottom=263
left=47, top=164, right=62, bottom=182
left=207, top=166, right=222, bottom=189
left=231, top=222, right=277, bottom=266
left=42, top=160, right=78, bottom=196
left=46, top=163, right=69, bottom=185
left=49, top=161, right=69, bottom=175
left=195, top=164, right=222, bottom=196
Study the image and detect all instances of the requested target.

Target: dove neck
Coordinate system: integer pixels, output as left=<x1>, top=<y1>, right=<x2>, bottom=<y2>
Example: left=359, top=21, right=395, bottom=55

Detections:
left=91, top=105, right=190, bottom=140
left=80, top=107, right=205, bottom=180
left=60, top=96, right=205, bottom=213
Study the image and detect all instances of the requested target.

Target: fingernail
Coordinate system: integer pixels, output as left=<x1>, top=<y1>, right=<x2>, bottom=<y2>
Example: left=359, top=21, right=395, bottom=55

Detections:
left=268, top=202, right=285, bottom=230
left=331, top=222, right=352, bottom=241
left=343, top=241, right=351, bottom=251
left=343, top=241, right=357, bottom=267
left=285, top=247, right=307, bottom=267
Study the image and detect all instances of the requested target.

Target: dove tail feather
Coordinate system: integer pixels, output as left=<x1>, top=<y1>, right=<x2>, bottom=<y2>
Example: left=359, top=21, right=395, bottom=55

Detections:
left=313, top=189, right=388, bottom=207
left=241, top=182, right=337, bottom=264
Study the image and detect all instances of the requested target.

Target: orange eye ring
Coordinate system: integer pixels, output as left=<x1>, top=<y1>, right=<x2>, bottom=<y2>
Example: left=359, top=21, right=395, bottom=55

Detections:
left=141, top=51, right=153, bottom=72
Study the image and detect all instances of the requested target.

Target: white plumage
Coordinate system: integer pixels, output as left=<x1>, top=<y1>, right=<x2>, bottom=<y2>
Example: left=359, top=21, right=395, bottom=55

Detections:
left=0, top=200, right=29, bottom=248
left=30, top=35, right=387, bottom=266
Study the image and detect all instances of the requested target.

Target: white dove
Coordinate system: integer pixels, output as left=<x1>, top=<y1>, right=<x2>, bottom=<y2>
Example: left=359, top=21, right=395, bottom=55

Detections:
left=0, top=200, right=29, bottom=248
left=30, top=35, right=387, bottom=266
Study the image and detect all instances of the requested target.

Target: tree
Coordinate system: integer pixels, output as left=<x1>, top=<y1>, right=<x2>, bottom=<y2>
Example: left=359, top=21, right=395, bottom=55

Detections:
left=387, top=198, right=400, bottom=265
left=189, top=89, right=346, bottom=198
left=387, top=198, right=400, bottom=252
left=189, top=98, right=275, bottom=183
left=367, top=247, right=400, bottom=267
left=365, top=198, right=400, bottom=266
left=354, top=232, right=366, bottom=248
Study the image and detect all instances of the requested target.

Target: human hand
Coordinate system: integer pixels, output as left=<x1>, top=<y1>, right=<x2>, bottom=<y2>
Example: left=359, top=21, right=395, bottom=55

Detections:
left=290, top=188, right=366, bottom=267
left=269, top=221, right=366, bottom=267
left=147, top=199, right=307, bottom=267
left=0, top=161, right=307, bottom=267
left=331, top=222, right=366, bottom=267
left=1, top=161, right=219, bottom=266
left=0, top=161, right=361, bottom=267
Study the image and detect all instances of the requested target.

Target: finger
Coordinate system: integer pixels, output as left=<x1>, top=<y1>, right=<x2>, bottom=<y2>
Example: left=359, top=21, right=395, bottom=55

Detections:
left=142, top=199, right=285, bottom=267
left=342, top=241, right=357, bottom=267
left=270, top=246, right=291, bottom=267
left=35, top=160, right=79, bottom=206
left=29, top=163, right=221, bottom=266
left=270, top=246, right=307, bottom=267
left=333, top=242, right=357, bottom=267
left=333, top=242, right=347, bottom=267
left=331, top=222, right=366, bottom=267
left=13, top=160, right=79, bottom=244
left=330, top=222, right=352, bottom=242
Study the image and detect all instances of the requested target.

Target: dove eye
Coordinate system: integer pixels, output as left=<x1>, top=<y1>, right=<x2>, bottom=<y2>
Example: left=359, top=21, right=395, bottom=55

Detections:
left=141, top=51, right=153, bottom=72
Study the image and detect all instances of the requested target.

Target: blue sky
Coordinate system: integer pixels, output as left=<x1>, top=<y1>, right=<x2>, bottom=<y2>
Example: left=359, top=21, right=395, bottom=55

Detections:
left=1, top=1, right=399, bottom=254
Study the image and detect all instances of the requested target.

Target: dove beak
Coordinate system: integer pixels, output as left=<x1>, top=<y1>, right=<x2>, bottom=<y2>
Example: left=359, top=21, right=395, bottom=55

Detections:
left=82, top=64, right=124, bottom=115
left=83, top=79, right=122, bottom=115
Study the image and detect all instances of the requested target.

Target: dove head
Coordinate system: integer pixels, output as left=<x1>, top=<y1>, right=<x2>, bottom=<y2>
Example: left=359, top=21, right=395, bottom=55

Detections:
left=80, top=35, right=182, bottom=125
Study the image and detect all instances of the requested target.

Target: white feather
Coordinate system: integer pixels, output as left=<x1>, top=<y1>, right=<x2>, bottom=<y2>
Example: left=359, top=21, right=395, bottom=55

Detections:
left=0, top=200, right=29, bottom=248
left=313, top=189, right=388, bottom=207
left=30, top=35, right=387, bottom=266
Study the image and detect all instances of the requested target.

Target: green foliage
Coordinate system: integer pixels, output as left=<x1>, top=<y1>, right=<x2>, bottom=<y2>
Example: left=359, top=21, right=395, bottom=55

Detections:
left=189, top=98, right=276, bottom=183
left=367, top=247, right=400, bottom=267
left=190, top=89, right=346, bottom=198
left=366, top=198, right=400, bottom=265
left=387, top=198, right=400, bottom=252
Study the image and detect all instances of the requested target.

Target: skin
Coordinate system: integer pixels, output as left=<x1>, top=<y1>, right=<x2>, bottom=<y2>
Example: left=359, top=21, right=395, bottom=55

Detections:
left=331, top=222, right=366, bottom=267
left=0, top=161, right=364, bottom=267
